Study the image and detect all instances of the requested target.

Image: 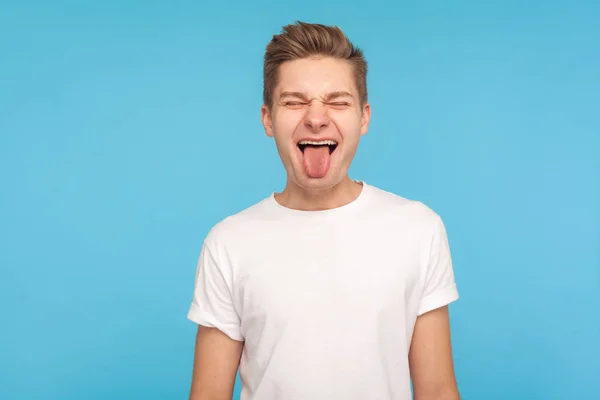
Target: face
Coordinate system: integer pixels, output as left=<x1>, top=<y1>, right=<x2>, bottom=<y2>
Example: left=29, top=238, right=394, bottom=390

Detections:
left=261, top=57, right=371, bottom=191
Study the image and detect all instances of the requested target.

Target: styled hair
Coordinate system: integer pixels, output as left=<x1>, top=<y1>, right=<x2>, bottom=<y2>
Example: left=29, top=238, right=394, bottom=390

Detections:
left=263, top=21, right=368, bottom=108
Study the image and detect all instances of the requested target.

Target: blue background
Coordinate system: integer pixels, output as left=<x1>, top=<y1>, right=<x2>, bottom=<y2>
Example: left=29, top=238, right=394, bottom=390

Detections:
left=1, top=1, right=598, bottom=399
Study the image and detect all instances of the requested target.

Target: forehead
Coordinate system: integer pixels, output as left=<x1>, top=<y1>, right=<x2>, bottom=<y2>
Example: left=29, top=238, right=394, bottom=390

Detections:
left=275, top=57, right=358, bottom=97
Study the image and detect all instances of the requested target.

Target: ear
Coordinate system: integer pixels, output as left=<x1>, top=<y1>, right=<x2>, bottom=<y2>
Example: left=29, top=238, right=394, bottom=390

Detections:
left=261, top=104, right=274, bottom=137
left=360, top=102, right=371, bottom=135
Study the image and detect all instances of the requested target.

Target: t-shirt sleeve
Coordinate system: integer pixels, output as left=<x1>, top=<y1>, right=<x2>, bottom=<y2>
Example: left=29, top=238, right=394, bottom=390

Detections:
left=417, top=214, right=459, bottom=316
left=187, top=241, right=244, bottom=341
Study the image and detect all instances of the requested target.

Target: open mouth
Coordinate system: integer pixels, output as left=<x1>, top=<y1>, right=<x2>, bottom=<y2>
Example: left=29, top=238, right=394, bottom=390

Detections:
left=297, top=139, right=338, bottom=155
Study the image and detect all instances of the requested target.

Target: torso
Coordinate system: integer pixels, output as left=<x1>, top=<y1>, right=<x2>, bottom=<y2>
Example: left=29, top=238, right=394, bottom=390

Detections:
left=208, top=183, right=439, bottom=399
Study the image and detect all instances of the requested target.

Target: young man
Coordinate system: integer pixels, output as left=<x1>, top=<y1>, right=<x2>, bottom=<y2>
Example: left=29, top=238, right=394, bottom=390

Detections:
left=187, top=22, right=460, bottom=400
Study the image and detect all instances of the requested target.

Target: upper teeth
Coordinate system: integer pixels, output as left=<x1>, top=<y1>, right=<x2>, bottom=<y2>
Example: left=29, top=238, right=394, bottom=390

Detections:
left=299, top=140, right=337, bottom=145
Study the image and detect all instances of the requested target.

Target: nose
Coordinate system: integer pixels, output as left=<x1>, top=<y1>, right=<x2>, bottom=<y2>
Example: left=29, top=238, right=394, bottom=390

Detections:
left=303, top=101, right=330, bottom=132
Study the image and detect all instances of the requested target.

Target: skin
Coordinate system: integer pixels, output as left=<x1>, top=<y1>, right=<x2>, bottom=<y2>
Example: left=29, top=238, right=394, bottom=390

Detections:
left=189, top=56, right=460, bottom=400
left=261, top=56, right=371, bottom=211
left=188, top=326, right=243, bottom=400
left=409, top=306, right=461, bottom=399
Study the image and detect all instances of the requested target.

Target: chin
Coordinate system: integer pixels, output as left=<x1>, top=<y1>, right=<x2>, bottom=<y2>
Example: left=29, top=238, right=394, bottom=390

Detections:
left=293, top=170, right=347, bottom=191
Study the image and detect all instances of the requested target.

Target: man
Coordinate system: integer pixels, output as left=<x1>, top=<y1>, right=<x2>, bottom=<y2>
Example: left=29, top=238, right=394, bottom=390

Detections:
left=187, top=21, right=461, bottom=400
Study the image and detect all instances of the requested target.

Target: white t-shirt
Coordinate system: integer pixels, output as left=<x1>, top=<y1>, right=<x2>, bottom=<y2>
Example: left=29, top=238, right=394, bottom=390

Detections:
left=187, top=182, right=459, bottom=400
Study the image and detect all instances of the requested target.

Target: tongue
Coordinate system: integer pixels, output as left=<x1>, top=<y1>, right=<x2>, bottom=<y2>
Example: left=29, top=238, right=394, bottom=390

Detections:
left=303, top=146, right=331, bottom=178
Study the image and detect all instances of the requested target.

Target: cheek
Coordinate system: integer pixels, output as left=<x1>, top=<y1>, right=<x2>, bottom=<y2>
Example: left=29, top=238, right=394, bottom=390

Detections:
left=332, top=114, right=363, bottom=141
left=273, top=112, right=304, bottom=140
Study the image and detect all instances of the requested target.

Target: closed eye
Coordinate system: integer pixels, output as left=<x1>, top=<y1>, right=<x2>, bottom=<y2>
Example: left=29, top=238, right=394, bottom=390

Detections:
left=283, top=101, right=308, bottom=107
left=327, top=102, right=351, bottom=108
left=280, top=100, right=351, bottom=109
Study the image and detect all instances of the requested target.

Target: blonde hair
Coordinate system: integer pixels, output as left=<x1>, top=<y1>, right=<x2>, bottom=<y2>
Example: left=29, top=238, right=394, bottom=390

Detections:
left=263, top=21, right=368, bottom=108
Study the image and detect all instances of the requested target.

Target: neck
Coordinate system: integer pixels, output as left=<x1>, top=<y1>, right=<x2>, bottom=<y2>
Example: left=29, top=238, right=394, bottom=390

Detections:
left=274, top=176, right=363, bottom=211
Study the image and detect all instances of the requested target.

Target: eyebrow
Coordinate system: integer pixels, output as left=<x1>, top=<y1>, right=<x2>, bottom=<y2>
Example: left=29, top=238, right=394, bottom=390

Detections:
left=279, top=91, right=354, bottom=102
left=323, top=91, right=354, bottom=102
left=279, top=91, right=310, bottom=101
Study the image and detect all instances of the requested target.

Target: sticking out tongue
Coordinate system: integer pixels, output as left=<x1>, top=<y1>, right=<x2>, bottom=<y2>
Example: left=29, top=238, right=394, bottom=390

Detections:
left=303, top=146, right=331, bottom=178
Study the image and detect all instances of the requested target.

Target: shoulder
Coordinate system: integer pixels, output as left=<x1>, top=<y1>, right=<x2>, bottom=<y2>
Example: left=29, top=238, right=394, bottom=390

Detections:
left=365, top=183, right=443, bottom=230
left=203, top=195, right=275, bottom=250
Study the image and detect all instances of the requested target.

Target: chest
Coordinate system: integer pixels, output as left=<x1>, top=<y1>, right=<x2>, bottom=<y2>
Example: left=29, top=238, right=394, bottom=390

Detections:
left=232, top=221, right=424, bottom=334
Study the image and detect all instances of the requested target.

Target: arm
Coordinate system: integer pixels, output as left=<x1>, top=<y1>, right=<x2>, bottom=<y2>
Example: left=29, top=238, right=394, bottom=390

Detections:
left=409, top=306, right=460, bottom=400
left=189, top=325, right=244, bottom=400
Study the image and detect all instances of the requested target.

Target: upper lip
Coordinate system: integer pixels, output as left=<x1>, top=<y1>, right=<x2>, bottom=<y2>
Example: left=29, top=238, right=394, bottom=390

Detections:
left=296, top=137, right=339, bottom=144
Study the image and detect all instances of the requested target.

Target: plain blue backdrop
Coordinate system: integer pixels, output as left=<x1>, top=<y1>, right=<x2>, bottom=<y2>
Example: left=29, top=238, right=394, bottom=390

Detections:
left=1, top=1, right=598, bottom=399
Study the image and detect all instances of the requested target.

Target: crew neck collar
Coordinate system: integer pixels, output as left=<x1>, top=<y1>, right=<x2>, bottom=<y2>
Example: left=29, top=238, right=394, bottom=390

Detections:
left=266, top=180, right=371, bottom=218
